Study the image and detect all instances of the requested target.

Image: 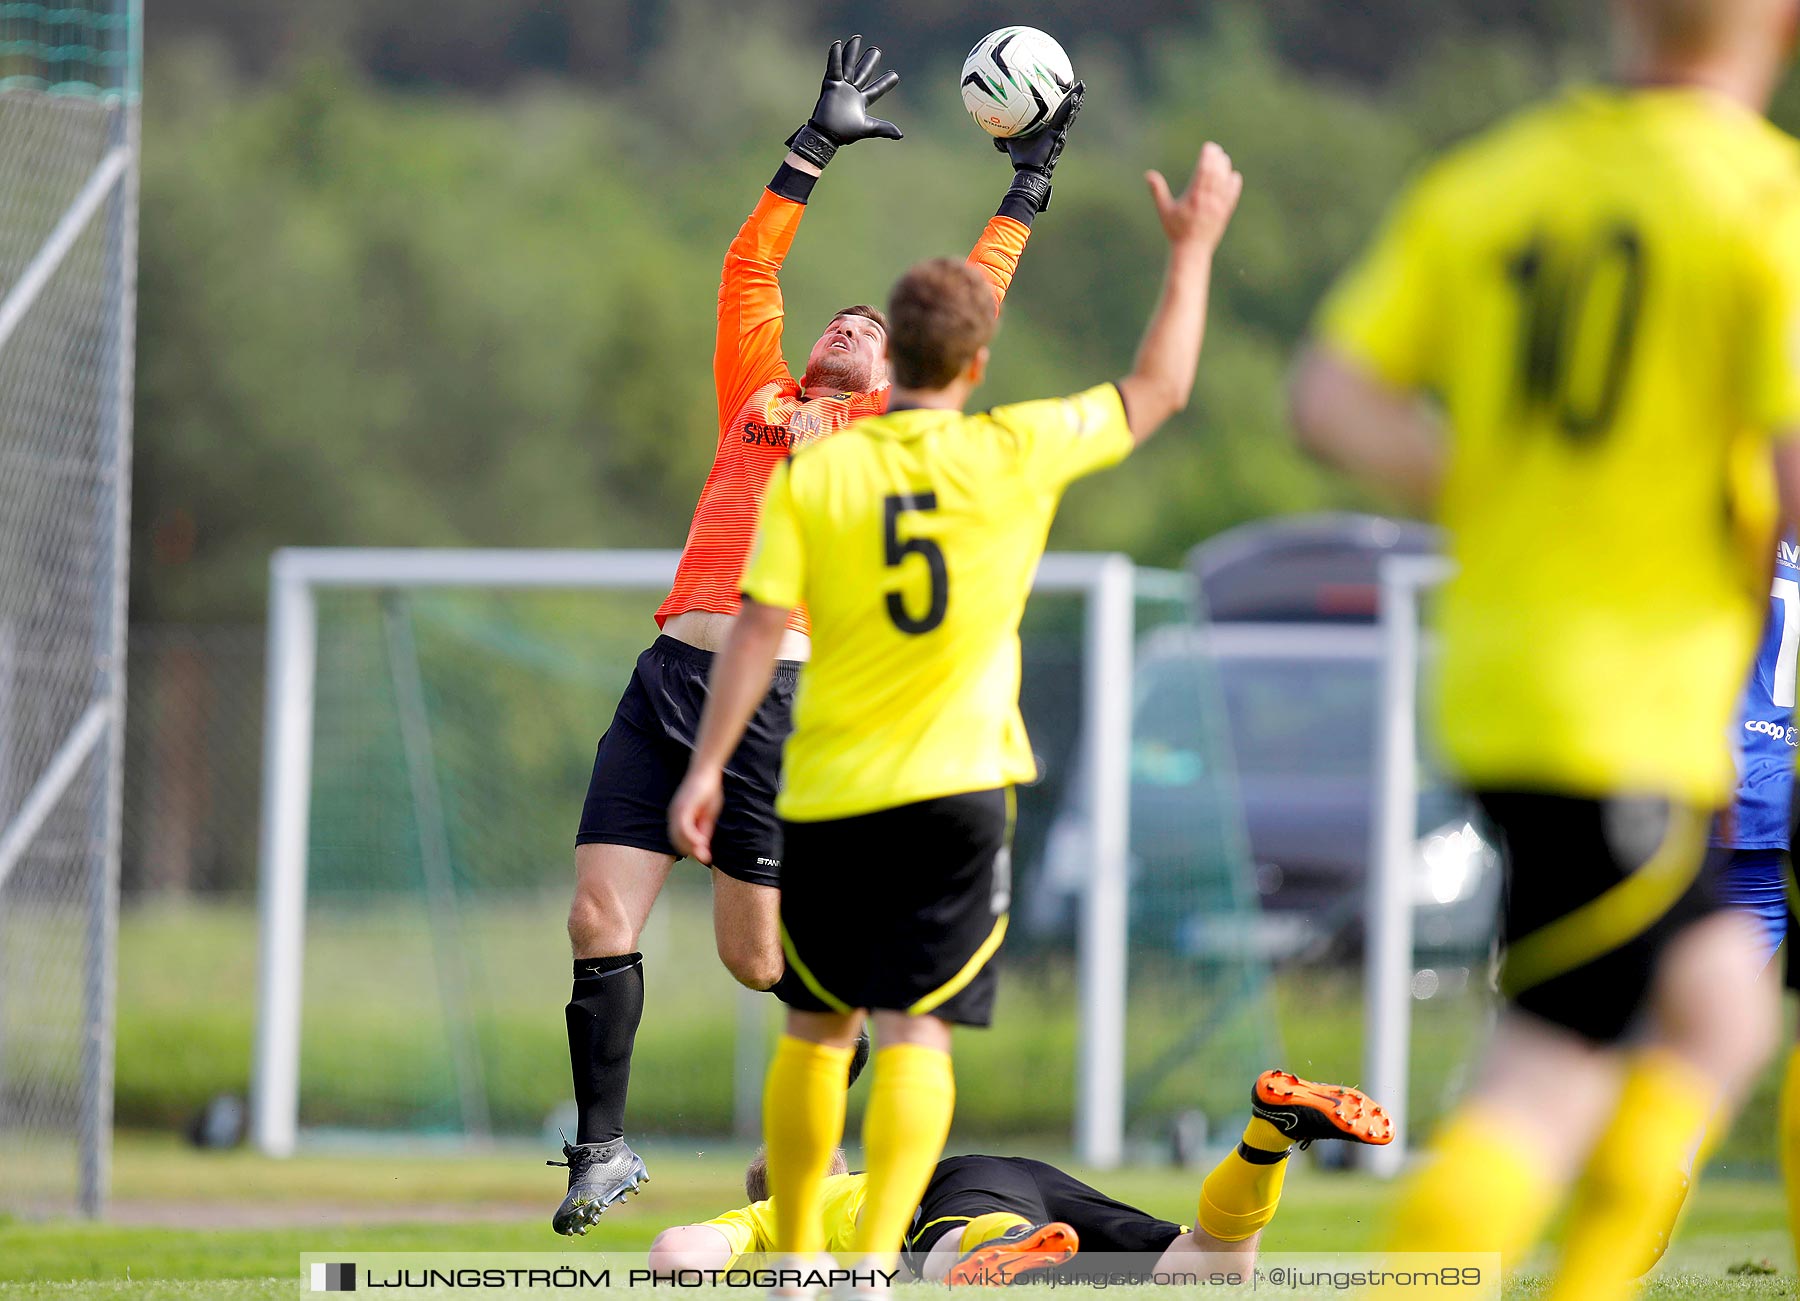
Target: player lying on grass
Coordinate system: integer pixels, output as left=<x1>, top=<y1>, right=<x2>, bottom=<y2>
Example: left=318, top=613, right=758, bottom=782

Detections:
left=646, top=1071, right=1392, bottom=1283
left=553, top=33, right=1084, bottom=1235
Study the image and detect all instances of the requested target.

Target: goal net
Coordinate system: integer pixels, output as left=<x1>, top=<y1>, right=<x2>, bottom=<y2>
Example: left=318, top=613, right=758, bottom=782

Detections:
left=0, top=0, right=139, bottom=1218
left=253, top=549, right=1277, bottom=1165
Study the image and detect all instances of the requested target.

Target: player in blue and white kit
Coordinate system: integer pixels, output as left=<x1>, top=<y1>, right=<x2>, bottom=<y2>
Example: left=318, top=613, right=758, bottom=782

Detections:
left=1714, top=533, right=1800, bottom=963
left=1643, top=535, right=1800, bottom=1277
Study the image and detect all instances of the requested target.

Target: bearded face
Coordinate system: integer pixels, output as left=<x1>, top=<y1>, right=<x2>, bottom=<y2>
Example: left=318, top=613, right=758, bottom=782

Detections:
left=801, top=313, right=887, bottom=393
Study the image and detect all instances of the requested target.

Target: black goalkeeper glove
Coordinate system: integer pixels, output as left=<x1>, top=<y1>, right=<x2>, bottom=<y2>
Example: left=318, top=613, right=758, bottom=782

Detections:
left=786, top=34, right=902, bottom=170
left=997, top=80, right=1085, bottom=214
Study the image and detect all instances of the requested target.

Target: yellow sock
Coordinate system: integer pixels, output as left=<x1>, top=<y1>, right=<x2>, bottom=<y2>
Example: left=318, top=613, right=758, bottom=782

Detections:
left=1196, top=1118, right=1292, bottom=1242
left=1384, top=1107, right=1556, bottom=1261
left=1779, top=1048, right=1800, bottom=1267
left=851, top=1043, right=956, bottom=1264
left=1545, top=1050, right=1717, bottom=1301
left=1623, top=1102, right=1720, bottom=1278
left=959, top=1212, right=1031, bottom=1253
left=763, top=1036, right=854, bottom=1256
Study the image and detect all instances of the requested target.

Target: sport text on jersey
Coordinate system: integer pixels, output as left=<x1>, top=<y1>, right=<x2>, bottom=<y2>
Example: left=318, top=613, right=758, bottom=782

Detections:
left=743, top=404, right=847, bottom=451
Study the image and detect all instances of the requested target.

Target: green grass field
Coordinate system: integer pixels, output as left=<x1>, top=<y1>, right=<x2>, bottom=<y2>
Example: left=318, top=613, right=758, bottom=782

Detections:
left=0, top=1136, right=1791, bottom=1298
left=4, top=899, right=1786, bottom=1297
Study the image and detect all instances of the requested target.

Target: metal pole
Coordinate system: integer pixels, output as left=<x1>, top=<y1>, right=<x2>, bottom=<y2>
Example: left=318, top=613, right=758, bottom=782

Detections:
left=1076, top=556, right=1133, bottom=1167
left=252, top=556, right=319, bottom=1156
left=1362, top=556, right=1448, bottom=1176
left=82, top=73, right=139, bottom=1219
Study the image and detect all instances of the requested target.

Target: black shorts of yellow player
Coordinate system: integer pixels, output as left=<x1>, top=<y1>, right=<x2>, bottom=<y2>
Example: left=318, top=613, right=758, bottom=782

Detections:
left=776, top=788, right=1013, bottom=1027
left=1479, top=790, right=1728, bottom=1043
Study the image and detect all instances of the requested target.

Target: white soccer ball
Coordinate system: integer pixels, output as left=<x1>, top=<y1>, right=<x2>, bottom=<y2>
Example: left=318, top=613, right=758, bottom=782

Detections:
left=960, top=27, right=1074, bottom=139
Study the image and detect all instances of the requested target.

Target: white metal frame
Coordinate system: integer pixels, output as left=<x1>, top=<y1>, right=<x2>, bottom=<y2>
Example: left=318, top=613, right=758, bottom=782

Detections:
left=252, top=547, right=1139, bottom=1165
left=1361, top=553, right=1453, bottom=1177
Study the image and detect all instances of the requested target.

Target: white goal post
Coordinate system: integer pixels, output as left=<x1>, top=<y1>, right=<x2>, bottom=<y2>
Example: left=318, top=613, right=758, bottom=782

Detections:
left=252, top=547, right=1165, bottom=1165
left=1362, top=553, right=1454, bottom=1177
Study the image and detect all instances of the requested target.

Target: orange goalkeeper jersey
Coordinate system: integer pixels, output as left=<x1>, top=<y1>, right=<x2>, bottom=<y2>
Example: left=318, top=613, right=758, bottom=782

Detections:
left=654, top=188, right=1031, bottom=635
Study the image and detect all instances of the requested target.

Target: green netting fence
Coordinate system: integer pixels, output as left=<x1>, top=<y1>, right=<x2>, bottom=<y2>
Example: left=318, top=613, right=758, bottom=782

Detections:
left=0, top=0, right=137, bottom=99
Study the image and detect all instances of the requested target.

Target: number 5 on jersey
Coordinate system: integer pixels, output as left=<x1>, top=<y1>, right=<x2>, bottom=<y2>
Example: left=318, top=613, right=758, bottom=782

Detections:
left=884, top=493, right=947, bottom=634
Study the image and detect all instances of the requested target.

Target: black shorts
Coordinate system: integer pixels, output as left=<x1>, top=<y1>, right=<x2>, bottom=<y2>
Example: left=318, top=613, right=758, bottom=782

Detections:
left=777, top=789, right=1012, bottom=1027
left=575, top=635, right=800, bottom=888
left=1479, top=790, right=1724, bottom=1044
left=902, top=1155, right=1183, bottom=1276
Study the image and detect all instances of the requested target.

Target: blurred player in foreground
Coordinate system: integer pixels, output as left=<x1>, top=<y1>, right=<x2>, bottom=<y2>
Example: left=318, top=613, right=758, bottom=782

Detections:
left=668, top=143, right=1242, bottom=1280
left=647, top=1071, right=1392, bottom=1283
left=553, top=34, right=1082, bottom=1233
left=1290, top=0, right=1800, bottom=1295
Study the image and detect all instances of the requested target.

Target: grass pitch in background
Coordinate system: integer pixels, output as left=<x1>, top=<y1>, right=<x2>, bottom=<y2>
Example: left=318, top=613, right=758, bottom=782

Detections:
left=0, top=1141, right=1789, bottom=1298
left=111, top=893, right=1779, bottom=1170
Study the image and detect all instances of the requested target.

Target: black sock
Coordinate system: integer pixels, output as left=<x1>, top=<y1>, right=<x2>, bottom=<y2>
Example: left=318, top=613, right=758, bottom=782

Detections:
left=566, top=954, right=643, bottom=1146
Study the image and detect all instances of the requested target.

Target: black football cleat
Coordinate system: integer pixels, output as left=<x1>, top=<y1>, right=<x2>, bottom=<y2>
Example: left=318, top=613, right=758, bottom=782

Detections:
left=548, top=1137, right=648, bottom=1235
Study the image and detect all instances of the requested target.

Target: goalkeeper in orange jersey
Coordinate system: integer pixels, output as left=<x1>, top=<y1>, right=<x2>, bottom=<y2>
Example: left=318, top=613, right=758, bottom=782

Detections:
left=552, top=33, right=1085, bottom=1235
left=647, top=1071, right=1393, bottom=1285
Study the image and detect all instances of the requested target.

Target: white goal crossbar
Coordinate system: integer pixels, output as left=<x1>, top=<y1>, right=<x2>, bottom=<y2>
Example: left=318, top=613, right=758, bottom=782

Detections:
left=253, top=548, right=1167, bottom=1165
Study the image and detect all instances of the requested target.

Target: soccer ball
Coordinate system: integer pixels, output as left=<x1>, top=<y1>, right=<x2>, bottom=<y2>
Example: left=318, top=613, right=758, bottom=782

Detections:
left=960, top=27, right=1074, bottom=139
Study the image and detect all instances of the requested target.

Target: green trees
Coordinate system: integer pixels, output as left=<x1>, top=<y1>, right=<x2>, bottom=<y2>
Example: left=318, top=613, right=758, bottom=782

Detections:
left=131, top=5, right=1595, bottom=621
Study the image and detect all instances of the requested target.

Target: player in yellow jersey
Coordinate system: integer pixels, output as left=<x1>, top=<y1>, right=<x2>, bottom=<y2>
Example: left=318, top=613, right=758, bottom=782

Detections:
left=647, top=1070, right=1391, bottom=1284
left=1288, top=1, right=1800, bottom=1296
left=665, top=142, right=1242, bottom=1286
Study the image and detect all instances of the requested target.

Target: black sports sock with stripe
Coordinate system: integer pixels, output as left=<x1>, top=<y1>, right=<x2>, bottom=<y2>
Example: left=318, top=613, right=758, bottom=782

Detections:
left=566, top=954, right=643, bottom=1146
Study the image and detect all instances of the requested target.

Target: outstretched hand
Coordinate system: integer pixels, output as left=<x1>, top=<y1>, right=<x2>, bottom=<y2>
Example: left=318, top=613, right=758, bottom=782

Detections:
left=1145, top=142, right=1243, bottom=252
left=807, top=34, right=902, bottom=145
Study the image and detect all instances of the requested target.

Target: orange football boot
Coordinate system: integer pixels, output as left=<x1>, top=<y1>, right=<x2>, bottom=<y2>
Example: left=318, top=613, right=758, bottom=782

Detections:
left=1251, top=1069, right=1395, bottom=1149
left=946, top=1221, right=1080, bottom=1286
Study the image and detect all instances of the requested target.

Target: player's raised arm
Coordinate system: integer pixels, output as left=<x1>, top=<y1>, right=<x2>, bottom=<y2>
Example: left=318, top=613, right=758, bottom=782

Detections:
left=964, top=83, right=1085, bottom=310
left=1114, top=142, right=1243, bottom=445
left=715, top=35, right=903, bottom=427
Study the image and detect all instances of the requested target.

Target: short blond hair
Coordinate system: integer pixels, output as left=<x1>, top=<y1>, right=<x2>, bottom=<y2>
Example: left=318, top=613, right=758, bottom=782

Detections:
left=743, top=1146, right=849, bottom=1203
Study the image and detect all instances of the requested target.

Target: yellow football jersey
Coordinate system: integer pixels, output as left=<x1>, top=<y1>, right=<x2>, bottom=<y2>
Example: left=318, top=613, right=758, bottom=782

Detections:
left=741, top=383, right=1134, bottom=821
left=703, top=1172, right=869, bottom=1264
left=1318, top=87, right=1800, bottom=804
